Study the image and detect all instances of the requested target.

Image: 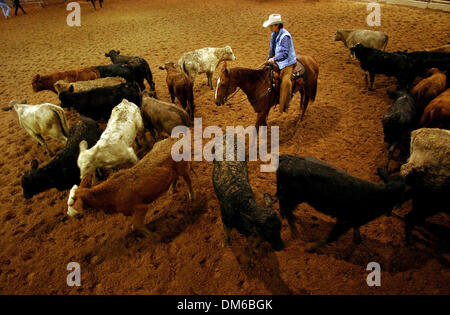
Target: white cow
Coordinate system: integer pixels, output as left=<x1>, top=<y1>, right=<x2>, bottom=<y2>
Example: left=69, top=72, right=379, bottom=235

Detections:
left=178, top=46, right=236, bottom=89
left=401, top=128, right=450, bottom=189
left=77, top=99, right=145, bottom=179
left=53, top=77, right=126, bottom=94
left=333, top=29, right=389, bottom=58
left=4, top=99, right=68, bottom=156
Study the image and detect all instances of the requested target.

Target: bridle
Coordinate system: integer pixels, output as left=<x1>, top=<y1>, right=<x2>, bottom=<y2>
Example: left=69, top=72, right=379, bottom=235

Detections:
left=219, top=65, right=276, bottom=105
left=221, top=82, right=241, bottom=104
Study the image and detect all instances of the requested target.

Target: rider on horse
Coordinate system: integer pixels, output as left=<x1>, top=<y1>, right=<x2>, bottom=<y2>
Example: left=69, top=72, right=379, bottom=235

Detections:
left=264, top=13, right=297, bottom=112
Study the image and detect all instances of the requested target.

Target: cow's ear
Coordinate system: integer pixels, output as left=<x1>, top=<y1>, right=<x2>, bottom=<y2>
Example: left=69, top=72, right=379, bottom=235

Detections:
left=117, top=50, right=120, bottom=55
left=105, top=52, right=109, bottom=57
left=31, top=160, right=38, bottom=170
left=35, top=74, right=40, bottom=80
left=79, top=140, right=88, bottom=152
left=21, top=98, right=27, bottom=104
left=159, top=66, right=165, bottom=70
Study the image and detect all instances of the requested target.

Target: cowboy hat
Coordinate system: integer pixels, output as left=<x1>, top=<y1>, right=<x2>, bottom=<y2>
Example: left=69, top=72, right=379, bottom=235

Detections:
left=263, top=14, right=285, bottom=28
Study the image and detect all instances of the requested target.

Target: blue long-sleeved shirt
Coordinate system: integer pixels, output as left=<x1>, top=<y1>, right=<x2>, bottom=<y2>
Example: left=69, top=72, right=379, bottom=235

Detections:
left=268, top=35, right=290, bottom=62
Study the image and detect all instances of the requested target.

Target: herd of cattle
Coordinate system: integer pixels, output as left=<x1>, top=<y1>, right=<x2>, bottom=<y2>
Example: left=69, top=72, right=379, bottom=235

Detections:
left=2, top=29, right=450, bottom=254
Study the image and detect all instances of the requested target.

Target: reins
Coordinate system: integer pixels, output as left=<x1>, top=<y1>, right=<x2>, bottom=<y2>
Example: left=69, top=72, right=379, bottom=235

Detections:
left=223, top=64, right=275, bottom=105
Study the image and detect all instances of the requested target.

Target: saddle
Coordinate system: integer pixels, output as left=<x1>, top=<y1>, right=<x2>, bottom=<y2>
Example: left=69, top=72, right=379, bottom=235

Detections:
left=292, top=55, right=307, bottom=81
left=267, top=56, right=307, bottom=105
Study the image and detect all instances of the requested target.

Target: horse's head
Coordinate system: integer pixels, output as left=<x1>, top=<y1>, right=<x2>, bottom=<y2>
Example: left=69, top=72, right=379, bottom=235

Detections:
left=215, top=63, right=237, bottom=106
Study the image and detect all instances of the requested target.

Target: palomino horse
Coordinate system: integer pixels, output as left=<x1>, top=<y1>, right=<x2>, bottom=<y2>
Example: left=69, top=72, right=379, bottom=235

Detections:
left=214, top=56, right=319, bottom=128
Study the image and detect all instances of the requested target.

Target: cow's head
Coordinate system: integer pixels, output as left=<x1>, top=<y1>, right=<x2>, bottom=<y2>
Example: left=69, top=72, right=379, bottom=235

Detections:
left=215, top=62, right=237, bottom=106
left=54, top=80, right=70, bottom=94
left=105, top=50, right=120, bottom=58
left=140, top=89, right=157, bottom=99
left=58, top=86, right=75, bottom=108
left=159, top=62, right=177, bottom=71
left=31, top=74, right=43, bottom=92
left=349, top=43, right=365, bottom=59
left=377, top=167, right=410, bottom=208
left=259, top=193, right=284, bottom=251
left=333, top=30, right=343, bottom=41
left=3, top=99, right=26, bottom=111
left=224, top=46, right=236, bottom=61
left=425, top=68, right=440, bottom=77
left=387, top=89, right=410, bottom=101
left=21, top=160, right=40, bottom=199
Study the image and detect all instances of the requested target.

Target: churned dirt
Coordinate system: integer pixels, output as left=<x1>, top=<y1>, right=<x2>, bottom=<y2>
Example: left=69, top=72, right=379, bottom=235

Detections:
left=0, top=0, right=449, bottom=294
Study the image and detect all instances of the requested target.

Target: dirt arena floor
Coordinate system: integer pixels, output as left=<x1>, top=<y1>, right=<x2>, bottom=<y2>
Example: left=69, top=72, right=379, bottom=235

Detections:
left=0, top=0, right=449, bottom=294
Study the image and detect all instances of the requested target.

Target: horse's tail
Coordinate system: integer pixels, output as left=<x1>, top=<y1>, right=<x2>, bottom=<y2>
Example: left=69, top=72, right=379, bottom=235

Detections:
left=309, top=63, right=318, bottom=103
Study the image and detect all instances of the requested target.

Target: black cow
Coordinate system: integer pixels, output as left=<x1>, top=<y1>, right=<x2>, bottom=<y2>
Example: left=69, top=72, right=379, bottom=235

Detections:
left=350, top=44, right=422, bottom=90
left=383, top=89, right=417, bottom=170
left=276, top=155, right=409, bottom=252
left=396, top=50, right=450, bottom=76
left=105, top=50, right=157, bottom=95
left=21, top=117, right=101, bottom=199
left=58, top=83, right=141, bottom=120
left=94, top=64, right=135, bottom=83
left=212, top=135, right=284, bottom=251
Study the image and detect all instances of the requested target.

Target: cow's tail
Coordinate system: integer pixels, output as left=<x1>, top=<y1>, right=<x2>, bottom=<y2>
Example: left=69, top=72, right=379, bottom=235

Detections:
left=51, top=105, right=69, bottom=137
left=383, top=35, right=389, bottom=51
left=179, top=58, right=188, bottom=75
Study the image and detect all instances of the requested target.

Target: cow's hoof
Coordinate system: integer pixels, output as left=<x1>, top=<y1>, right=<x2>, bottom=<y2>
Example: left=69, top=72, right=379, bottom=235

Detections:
left=67, top=206, right=81, bottom=218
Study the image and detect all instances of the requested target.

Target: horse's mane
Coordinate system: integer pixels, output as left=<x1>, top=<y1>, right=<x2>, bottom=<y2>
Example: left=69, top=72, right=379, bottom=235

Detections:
left=230, top=67, right=268, bottom=83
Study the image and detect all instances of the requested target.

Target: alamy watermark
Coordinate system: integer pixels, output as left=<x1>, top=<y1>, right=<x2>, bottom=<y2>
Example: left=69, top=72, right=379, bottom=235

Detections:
left=170, top=118, right=279, bottom=172
left=367, top=2, right=381, bottom=26
left=66, top=2, right=81, bottom=27
left=366, top=262, right=381, bottom=286
left=66, top=262, right=81, bottom=287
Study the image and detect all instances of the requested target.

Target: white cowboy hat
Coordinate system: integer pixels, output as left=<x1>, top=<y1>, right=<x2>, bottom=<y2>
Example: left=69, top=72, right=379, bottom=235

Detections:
left=262, top=14, right=285, bottom=28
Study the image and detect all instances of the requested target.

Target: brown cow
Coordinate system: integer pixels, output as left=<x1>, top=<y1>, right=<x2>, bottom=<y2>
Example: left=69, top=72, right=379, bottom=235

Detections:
left=67, top=137, right=194, bottom=238
left=420, top=88, right=450, bottom=129
left=159, top=62, right=195, bottom=120
left=32, top=67, right=100, bottom=93
left=411, top=68, right=447, bottom=112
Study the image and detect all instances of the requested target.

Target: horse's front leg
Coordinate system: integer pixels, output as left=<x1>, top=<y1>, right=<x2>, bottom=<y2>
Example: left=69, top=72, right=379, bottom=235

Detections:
left=255, top=110, right=269, bottom=130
